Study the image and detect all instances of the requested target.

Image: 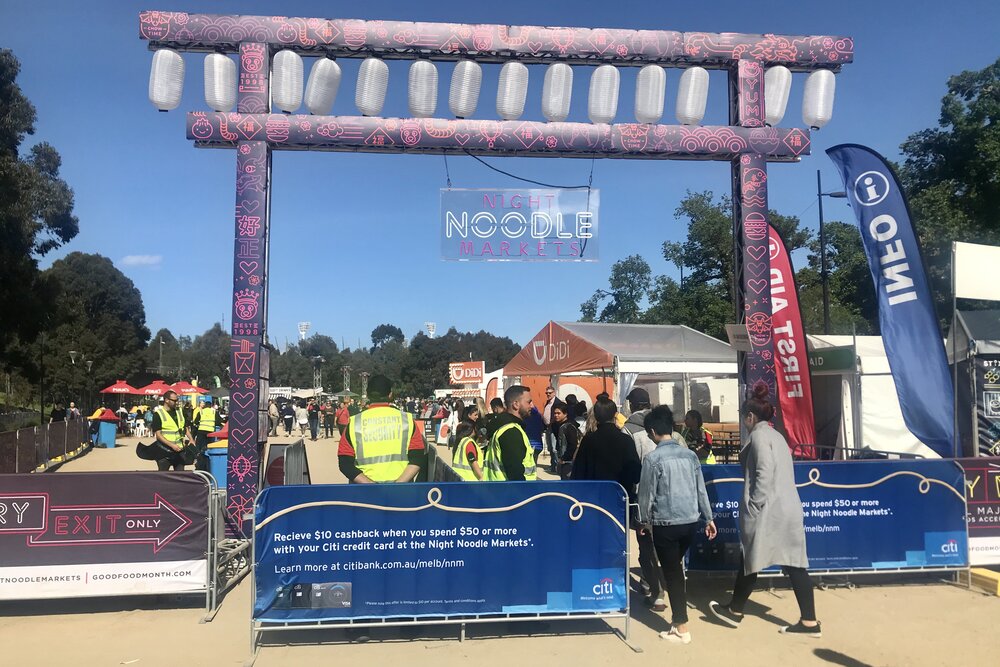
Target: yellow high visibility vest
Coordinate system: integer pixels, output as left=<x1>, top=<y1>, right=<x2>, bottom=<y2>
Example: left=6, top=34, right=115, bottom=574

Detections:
left=197, top=407, right=216, bottom=433
left=684, top=426, right=717, bottom=465
left=451, top=436, right=483, bottom=481
left=155, top=407, right=186, bottom=447
left=349, top=406, right=414, bottom=482
left=483, top=422, right=537, bottom=481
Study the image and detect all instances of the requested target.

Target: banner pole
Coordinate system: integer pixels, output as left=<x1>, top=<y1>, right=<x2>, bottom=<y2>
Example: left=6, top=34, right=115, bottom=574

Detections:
left=952, top=242, right=960, bottom=457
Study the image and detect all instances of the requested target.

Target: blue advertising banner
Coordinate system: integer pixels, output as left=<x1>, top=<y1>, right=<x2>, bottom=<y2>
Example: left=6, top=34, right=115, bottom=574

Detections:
left=440, top=188, right=599, bottom=261
left=689, top=460, right=968, bottom=572
left=253, top=481, right=626, bottom=622
left=826, top=144, right=954, bottom=457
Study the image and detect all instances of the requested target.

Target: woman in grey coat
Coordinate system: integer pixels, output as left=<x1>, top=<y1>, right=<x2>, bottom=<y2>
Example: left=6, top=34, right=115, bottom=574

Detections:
left=709, top=384, right=821, bottom=637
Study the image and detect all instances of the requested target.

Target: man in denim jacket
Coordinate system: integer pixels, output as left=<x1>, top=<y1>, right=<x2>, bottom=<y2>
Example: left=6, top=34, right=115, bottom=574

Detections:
left=637, top=405, right=716, bottom=644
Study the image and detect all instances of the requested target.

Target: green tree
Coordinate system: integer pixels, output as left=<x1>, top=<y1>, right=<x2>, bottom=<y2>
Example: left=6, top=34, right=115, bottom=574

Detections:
left=796, top=221, right=877, bottom=334
left=34, top=253, right=149, bottom=404
left=580, top=255, right=652, bottom=323
left=0, top=50, right=79, bottom=363
left=144, top=328, right=183, bottom=381
left=901, top=57, right=1000, bottom=324
left=370, top=323, right=405, bottom=350
left=186, top=323, right=230, bottom=385
left=639, top=192, right=812, bottom=338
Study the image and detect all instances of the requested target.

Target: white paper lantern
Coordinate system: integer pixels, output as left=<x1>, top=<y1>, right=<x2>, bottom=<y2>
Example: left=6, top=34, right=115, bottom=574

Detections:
left=356, top=57, right=389, bottom=116
left=803, top=69, right=836, bottom=129
left=675, top=67, right=709, bottom=125
left=149, top=48, right=184, bottom=111
left=449, top=60, right=481, bottom=118
left=203, top=53, right=236, bottom=112
left=764, top=66, right=792, bottom=126
left=634, top=65, right=665, bottom=124
left=272, top=50, right=303, bottom=113
left=304, top=58, right=342, bottom=115
left=496, top=62, right=529, bottom=120
left=588, top=65, right=620, bottom=125
left=408, top=60, right=438, bottom=118
left=542, top=63, right=573, bottom=122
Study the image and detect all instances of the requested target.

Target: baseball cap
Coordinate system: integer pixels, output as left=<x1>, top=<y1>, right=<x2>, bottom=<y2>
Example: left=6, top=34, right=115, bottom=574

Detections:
left=626, top=387, right=650, bottom=404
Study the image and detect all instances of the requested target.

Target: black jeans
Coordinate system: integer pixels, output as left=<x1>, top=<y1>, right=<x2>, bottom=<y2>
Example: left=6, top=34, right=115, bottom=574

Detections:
left=324, top=420, right=334, bottom=437
left=636, top=527, right=662, bottom=599
left=651, top=523, right=698, bottom=625
left=730, top=555, right=816, bottom=621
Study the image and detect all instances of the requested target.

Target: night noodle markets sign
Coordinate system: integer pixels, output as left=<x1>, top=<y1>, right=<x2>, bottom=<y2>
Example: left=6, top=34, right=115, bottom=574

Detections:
left=441, top=189, right=599, bottom=261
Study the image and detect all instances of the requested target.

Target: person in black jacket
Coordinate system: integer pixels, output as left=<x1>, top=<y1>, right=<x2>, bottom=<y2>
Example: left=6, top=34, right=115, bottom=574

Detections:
left=571, top=397, right=641, bottom=501
left=553, top=403, right=580, bottom=479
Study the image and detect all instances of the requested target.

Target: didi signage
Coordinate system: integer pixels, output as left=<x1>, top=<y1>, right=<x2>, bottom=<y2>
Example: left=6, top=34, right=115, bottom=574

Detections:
left=449, top=361, right=485, bottom=385
left=441, top=188, right=599, bottom=261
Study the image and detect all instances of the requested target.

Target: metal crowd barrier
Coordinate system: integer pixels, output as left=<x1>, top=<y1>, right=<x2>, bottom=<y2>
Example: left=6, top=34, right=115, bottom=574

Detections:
left=0, top=418, right=92, bottom=473
left=200, top=469, right=252, bottom=622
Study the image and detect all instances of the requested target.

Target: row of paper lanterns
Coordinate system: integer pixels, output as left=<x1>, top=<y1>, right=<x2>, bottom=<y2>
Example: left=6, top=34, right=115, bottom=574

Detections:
left=150, top=49, right=835, bottom=128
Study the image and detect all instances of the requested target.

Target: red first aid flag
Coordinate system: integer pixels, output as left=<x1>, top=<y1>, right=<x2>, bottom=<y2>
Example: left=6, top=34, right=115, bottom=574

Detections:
left=768, top=226, right=817, bottom=458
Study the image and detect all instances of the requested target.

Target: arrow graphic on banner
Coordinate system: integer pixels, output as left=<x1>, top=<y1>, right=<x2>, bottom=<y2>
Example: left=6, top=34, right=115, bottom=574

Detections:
left=24, top=494, right=192, bottom=553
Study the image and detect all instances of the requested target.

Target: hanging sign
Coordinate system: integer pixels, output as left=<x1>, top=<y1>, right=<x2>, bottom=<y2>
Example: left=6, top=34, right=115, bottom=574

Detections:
left=441, top=189, right=599, bottom=261
left=449, top=361, right=485, bottom=385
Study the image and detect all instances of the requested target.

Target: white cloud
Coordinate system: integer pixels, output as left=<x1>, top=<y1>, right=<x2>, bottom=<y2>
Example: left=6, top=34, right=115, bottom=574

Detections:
left=121, top=254, right=162, bottom=268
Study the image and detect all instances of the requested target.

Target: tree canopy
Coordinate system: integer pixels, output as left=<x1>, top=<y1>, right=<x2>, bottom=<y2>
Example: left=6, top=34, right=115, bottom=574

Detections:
left=0, top=49, right=78, bottom=362
left=901, top=56, right=1000, bottom=324
left=581, top=192, right=844, bottom=340
left=22, top=253, right=150, bottom=404
left=370, top=323, right=405, bottom=350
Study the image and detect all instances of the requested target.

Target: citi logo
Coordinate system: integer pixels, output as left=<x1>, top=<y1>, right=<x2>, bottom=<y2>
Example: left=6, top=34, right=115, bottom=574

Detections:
left=941, top=539, right=959, bottom=554
left=592, top=578, right=613, bottom=596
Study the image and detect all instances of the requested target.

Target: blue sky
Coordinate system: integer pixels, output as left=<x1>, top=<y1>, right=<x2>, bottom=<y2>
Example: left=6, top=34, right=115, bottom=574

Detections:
left=2, top=0, right=998, bottom=351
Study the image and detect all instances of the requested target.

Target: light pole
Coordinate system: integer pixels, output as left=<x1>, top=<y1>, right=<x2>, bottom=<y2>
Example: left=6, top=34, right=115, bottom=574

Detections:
left=86, top=359, right=94, bottom=413
left=312, top=356, right=324, bottom=396
left=158, top=336, right=165, bottom=376
left=69, top=350, right=78, bottom=410
left=817, top=170, right=848, bottom=334
left=342, top=366, right=351, bottom=393
left=360, top=371, right=369, bottom=402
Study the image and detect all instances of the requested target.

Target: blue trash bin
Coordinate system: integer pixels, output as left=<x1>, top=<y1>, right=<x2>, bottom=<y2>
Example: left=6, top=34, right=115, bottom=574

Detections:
left=205, top=443, right=228, bottom=488
left=97, top=421, right=117, bottom=448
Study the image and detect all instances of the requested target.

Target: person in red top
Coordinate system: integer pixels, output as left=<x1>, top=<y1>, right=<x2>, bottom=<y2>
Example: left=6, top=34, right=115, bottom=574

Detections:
left=335, top=400, right=351, bottom=437
left=338, top=375, right=425, bottom=484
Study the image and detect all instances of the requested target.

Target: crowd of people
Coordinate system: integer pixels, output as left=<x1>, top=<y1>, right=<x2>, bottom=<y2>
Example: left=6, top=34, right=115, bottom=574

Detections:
left=332, top=376, right=820, bottom=645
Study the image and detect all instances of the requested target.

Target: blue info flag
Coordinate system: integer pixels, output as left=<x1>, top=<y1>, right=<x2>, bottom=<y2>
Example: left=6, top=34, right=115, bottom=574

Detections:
left=440, top=188, right=599, bottom=261
left=827, top=144, right=954, bottom=457
left=253, top=481, right=627, bottom=622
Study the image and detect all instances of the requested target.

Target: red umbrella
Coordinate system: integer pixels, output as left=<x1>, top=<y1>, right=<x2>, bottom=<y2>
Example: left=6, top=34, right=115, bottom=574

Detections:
left=137, top=380, right=172, bottom=396
left=171, top=381, right=208, bottom=395
left=99, top=380, right=138, bottom=395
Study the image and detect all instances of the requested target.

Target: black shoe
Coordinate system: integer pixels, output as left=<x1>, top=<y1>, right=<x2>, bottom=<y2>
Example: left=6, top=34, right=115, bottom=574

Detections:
left=709, top=601, right=743, bottom=628
left=780, top=621, right=822, bottom=638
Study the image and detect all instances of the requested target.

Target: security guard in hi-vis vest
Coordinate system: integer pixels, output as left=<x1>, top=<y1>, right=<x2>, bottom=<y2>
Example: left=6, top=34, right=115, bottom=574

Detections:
left=451, top=421, right=484, bottom=481
left=193, top=397, right=217, bottom=451
left=483, top=385, right=537, bottom=481
left=151, top=390, right=193, bottom=471
left=338, top=375, right=424, bottom=483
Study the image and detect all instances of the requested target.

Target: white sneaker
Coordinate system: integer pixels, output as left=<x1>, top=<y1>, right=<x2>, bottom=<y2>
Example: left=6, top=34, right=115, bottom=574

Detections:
left=659, top=627, right=691, bottom=644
